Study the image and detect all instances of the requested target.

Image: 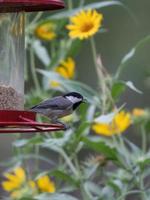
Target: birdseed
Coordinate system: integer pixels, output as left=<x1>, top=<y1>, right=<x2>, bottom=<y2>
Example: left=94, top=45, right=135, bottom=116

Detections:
left=0, top=85, right=24, bottom=110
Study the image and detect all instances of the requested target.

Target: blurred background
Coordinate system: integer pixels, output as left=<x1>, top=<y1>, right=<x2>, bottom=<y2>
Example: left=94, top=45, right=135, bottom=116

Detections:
left=0, top=0, right=150, bottom=179
left=77, top=0, right=150, bottom=108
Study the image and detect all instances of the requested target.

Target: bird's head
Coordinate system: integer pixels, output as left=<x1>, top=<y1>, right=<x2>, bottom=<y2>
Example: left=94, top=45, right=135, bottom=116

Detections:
left=63, top=92, right=86, bottom=110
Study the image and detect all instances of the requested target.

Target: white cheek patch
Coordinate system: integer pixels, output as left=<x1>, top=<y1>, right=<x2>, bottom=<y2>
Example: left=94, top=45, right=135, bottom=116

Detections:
left=66, top=96, right=82, bottom=103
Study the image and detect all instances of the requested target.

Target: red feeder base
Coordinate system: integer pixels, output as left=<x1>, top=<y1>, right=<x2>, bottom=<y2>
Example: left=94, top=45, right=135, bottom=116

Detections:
left=0, top=110, right=65, bottom=133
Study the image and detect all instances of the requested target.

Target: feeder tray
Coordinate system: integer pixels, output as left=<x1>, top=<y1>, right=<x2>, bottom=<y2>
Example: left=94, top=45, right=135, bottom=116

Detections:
left=0, top=110, right=65, bottom=133
left=0, top=0, right=65, bottom=12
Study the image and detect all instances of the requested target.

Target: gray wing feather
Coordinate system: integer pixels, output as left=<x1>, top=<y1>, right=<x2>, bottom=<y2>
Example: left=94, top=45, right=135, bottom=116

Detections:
left=30, top=96, right=72, bottom=111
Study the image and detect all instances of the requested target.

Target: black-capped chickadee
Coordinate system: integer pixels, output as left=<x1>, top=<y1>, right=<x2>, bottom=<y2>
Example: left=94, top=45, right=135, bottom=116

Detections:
left=30, top=92, right=86, bottom=126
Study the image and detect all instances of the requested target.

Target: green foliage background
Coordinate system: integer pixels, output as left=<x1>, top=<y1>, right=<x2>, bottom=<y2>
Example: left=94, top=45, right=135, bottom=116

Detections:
left=1, top=0, right=150, bottom=200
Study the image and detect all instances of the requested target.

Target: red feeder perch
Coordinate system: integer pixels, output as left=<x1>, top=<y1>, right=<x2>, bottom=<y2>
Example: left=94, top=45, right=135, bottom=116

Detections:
left=0, top=110, right=65, bottom=133
left=0, top=0, right=65, bottom=133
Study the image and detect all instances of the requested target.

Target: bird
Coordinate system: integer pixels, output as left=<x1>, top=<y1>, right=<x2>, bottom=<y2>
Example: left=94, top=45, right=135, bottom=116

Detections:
left=30, top=92, right=86, bottom=127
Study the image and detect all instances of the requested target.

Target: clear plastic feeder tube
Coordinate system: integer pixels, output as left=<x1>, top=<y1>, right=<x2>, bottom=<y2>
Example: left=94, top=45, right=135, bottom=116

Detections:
left=0, top=12, right=25, bottom=109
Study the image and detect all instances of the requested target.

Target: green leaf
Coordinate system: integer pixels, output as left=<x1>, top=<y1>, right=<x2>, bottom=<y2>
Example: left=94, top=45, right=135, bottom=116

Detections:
left=112, top=80, right=142, bottom=100
left=108, top=179, right=123, bottom=193
left=33, top=40, right=50, bottom=66
left=145, top=120, right=150, bottom=132
left=48, top=1, right=123, bottom=19
left=50, top=40, right=68, bottom=68
left=20, top=198, right=34, bottom=200
left=136, top=153, right=150, bottom=169
left=41, top=130, right=73, bottom=151
left=125, top=81, right=142, bottom=94
left=83, top=163, right=100, bottom=180
left=94, top=112, right=115, bottom=124
left=82, top=137, right=118, bottom=161
left=2, top=154, right=55, bottom=167
left=121, top=48, right=135, bottom=65
left=37, top=69, right=62, bottom=81
left=67, top=39, right=82, bottom=57
left=86, top=104, right=97, bottom=122
left=13, top=139, right=28, bottom=147
left=116, top=35, right=150, bottom=79
left=125, top=138, right=141, bottom=155
left=111, top=81, right=126, bottom=100
left=29, top=135, right=44, bottom=144
left=76, top=121, right=91, bottom=138
left=13, top=135, right=44, bottom=147
left=37, top=69, right=100, bottom=105
left=35, top=193, right=79, bottom=200
left=84, top=181, right=101, bottom=198
left=101, top=186, right=115, bottom=199
left=67, top=122, right=90, bottom=153
left=50, top=170, right=78, bottom=186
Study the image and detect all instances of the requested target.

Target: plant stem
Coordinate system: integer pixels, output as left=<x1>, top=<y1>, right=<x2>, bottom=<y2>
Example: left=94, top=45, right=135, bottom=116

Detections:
left=60, top=149, right=92, bottom=200
left=50, top=41, right=56, bottom=58
left=90, top=37, right=115, bottom=112
left=30, top=12, right=43, bottom=26
left=90, top=37, right=99, bottom=75
left=26, top=12, right=43, bottom=34
left=80, top=183, right=92, bottom=200
left=59, top=149, right=79, bottom=177
left=74, top=156, right=91, bottom=200
left=35, top=143, right=40, bottom=174
left=30, top=46, right=41, bottom=93
left=139, top=173, right=147, bottom=200
left=68, top=0, right=73, bottom=10
left=90, top=37, right=106, bottom=111
left=79, top=0, right=85, bottom=7
left=118, top=135, right=131, bottom=167
left=141, top=124, right=146, bottom=153
left=115, top=63, right=125, bottom=80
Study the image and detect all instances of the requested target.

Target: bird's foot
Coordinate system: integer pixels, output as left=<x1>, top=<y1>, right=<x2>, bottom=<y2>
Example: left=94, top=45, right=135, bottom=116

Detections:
left=52, top=120, right=69, bottom=130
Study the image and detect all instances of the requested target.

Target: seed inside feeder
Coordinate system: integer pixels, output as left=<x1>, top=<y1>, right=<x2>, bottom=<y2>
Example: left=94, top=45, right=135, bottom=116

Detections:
left=0, top=85, right=24, bottom=110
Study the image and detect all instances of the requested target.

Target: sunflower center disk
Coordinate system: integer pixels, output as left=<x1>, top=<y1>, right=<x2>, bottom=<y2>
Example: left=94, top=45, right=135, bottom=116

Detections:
left=81, top=23, right=94, bottom=32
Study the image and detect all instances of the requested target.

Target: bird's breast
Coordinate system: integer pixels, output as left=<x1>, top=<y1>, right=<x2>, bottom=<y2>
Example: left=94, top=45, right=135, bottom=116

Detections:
left=46, top=108, right=72, bottom=119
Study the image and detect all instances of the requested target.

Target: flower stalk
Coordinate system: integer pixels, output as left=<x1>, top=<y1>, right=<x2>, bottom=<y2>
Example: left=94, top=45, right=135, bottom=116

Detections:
left=58, top=148, right=79, bottom=178
left=30, top=46, right=41, bottom=93
left=141, top=124, right=147, bottom=153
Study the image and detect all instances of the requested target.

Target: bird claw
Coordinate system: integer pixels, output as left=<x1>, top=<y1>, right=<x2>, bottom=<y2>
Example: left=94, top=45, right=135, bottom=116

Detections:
left=52, top=120, right=69, bottom=130
left=63, top=124, right=69, bottom=130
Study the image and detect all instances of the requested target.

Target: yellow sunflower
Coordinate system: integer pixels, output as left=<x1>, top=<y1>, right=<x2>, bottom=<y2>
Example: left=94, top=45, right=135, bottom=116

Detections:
left=55, top=57, right=75, bottom=79
left=2, top=167, right=26, bottom=192
left=35, top=21, right=56, bottom=41
left=2, top=167, right=37, bottom=199
left=132, top=108, right=145, bottom=117
left=37, top=175, right=56, bottom=193
left=92, top=111, right=131, bottom=136
left=66, top=9, right=103, bottom=40
left=50, top=57, right=75, bottom=88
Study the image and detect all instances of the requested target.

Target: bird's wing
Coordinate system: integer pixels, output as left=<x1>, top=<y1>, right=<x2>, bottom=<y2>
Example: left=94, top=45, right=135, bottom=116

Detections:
left=30, top=96, right=73, bottom=110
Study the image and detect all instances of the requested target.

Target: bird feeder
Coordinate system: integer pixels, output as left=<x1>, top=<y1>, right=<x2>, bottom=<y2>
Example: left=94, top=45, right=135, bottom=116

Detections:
left=0, top=0, right=65, bottom=133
